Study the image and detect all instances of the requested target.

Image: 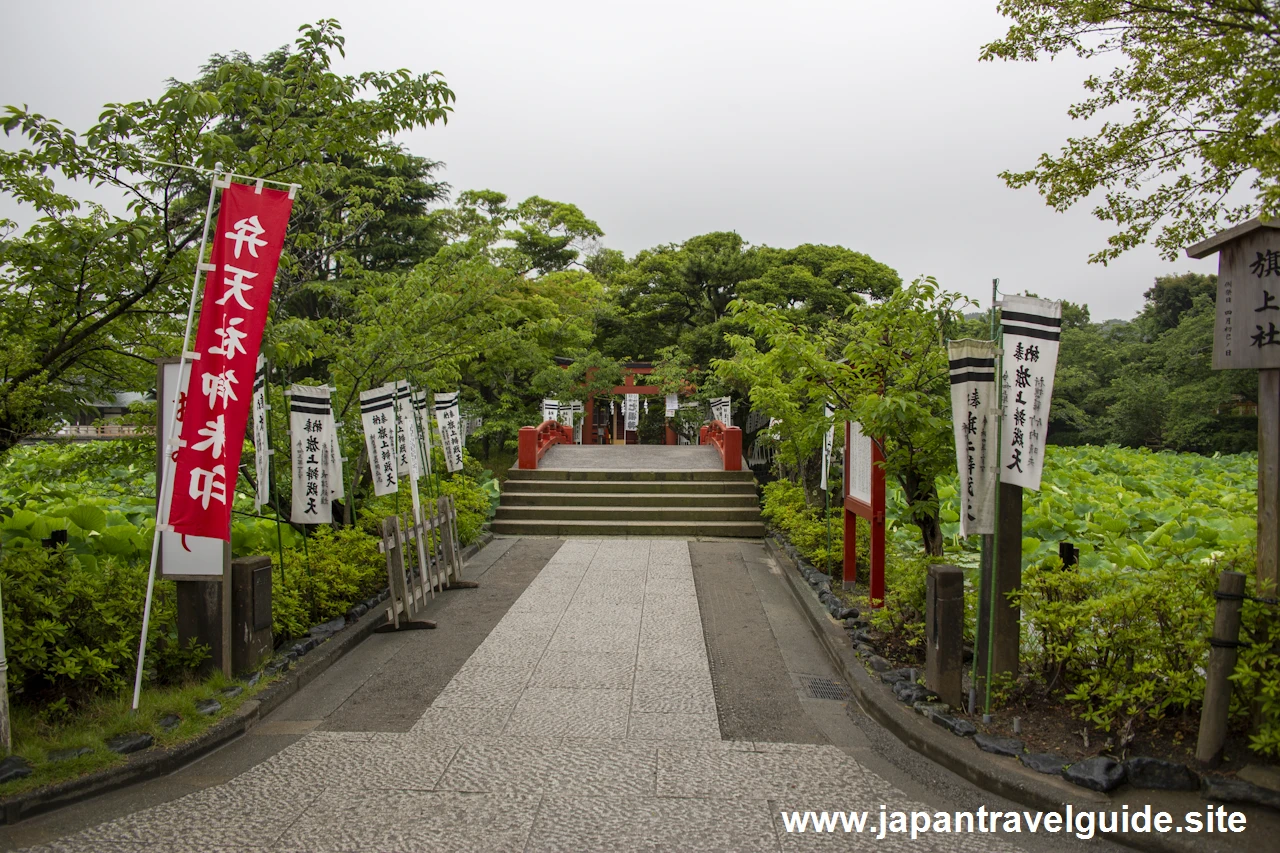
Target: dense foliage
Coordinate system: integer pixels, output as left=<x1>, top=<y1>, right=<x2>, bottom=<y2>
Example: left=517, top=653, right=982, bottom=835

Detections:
left=1049, top=274, right=1257, bottom=454
left=983, top=1, right=1280, bottom=262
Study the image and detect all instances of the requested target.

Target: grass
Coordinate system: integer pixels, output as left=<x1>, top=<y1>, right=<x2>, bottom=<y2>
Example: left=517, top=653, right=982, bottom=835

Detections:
left=0, top=669, right=278, bottom=799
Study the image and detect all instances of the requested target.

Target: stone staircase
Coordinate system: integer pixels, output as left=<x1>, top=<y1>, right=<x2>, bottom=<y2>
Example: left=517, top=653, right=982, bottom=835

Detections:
left=492, top=469, right=766, bottom=538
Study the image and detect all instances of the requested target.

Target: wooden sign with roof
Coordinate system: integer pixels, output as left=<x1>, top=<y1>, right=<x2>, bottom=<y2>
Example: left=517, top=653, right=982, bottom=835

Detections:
left=1188, top=217, right=1280, bottom=595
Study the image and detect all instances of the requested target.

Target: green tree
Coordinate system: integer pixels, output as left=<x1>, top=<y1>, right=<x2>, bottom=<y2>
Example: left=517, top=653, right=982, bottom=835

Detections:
left=982, top=1, right=1280, bottom=261
left=720, top=278, right=968, bottom=555
left=0, top=19, right=454, bottom=453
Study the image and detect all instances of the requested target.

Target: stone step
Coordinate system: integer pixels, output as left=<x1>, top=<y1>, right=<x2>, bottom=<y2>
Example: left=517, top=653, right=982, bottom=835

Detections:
left=501, top=491, right=761, bottom=508
left=495, top=505, right=763, bottom=523
left=507, top=468, right=755, bottom=482
left=502, top=479, right=757, bottom=495
left=489, top=518, right=767, bottom=538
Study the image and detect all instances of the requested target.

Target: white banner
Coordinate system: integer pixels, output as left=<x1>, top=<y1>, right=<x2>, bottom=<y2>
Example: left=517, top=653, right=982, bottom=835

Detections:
left=820, top=403, right=834, bottom=491
left=322, top=392, right=343, bottom=502
left=949, top=340, right=999, bottom=535
left=289, top=384, right=335, bottom=524
left=624, top=394, right=639, bottom=432
left=665, top=393, right=677, bottom=417
left=570, top=401, right=584, bottom=444
left=435, top=391, right=464, bottom=473
left=394, top=381, right=421, bottom=479
left=251, top=355, right=270, bottom=512
left=710, top=395, right=732, bottom=426
left=542, top=398, right=559, bottom=424
left=999, top=295, right=1061, bottom=490
left=412, top=388, right=434, bottom=477
left=360, top=384, right=399, bottom=497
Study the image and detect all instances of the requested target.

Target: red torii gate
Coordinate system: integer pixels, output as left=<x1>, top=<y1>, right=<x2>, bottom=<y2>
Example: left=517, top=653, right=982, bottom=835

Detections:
left=843, top=421, right=886, bottom=606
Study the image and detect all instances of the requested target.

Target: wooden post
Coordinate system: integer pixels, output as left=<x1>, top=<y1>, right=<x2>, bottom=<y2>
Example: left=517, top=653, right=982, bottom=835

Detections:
left=1259, top=369, right=1280, bottom=598
left=1196, top=570, right=1247, bottom=767
left=926, top=564, right=964, bottom=708
left=973, top=533, right=994, bottom=702
left=993, top=482, right=1022, bottom=678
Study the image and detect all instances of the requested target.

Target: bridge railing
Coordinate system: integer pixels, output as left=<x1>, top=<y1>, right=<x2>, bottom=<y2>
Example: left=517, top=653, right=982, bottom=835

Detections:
left=699, top=420, right=743, bottom=471
left=517, top=419, right=575, bottom=469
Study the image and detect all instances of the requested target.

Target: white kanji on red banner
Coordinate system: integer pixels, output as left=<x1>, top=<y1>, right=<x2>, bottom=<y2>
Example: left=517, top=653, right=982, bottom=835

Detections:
left=168, top=182, right=294, bottom=539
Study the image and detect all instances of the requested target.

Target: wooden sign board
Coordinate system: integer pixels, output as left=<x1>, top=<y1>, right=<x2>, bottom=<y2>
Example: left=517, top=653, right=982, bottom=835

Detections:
left=1198, top=223, right=1280, bottom=369
left=843, top=421, right=885, bottom=604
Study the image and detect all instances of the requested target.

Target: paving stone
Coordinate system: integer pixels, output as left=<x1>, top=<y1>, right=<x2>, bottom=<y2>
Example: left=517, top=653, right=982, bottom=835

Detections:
left=278, top=789, right=540, bottom=852
left=156, top=714, right=182, bottom=732
left=195, top=699, right=222, bottom=716
left=1062, top=755, right=1126, bottom=793
left=220, top=685, right=243, bottom=699
left=1019, top=752, right=1067, bottom=775
left=527, top=795, right=778, bottom=853
left=868, top=654, right=892, bottom=672
left=529, top=649, right=635, bottom=689
left=973, top=733, right=1025, bottom=758
left=879, top=670, right=908, bottom=685
left=913, top=701, right=951, bottom=717
left=438, top=740, right=657, bottom=797
left=504, top=688, right=630, bottom=739
left=431, top=665, right=531, bottom=709
left=1240, top=763, right=1280, bottom=792
left=1125, top=756, right=1198, bottom=791
left=627, top=711, right=721, bottom=741
left=75, top=777, right=325, bottom=849
left=105, top=732, right=154, bottom=755
left=632, top=669, right=716, bottom=715
left=656, top=745, right=869, bottom=800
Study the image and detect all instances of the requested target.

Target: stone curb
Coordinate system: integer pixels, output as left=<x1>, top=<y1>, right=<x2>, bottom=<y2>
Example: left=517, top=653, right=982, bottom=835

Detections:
left=764, top=534, right=1214, bottom=853
left=0, top=531, right=495, bottom=826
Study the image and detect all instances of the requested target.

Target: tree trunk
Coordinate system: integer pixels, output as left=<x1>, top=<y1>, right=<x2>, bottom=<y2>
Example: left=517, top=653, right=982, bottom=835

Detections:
left=903, top=469, right=945, bottom=557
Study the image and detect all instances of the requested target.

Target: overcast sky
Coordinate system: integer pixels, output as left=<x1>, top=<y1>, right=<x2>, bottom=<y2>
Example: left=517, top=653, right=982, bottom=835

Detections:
left=1, top=0, right=1217, bottom=321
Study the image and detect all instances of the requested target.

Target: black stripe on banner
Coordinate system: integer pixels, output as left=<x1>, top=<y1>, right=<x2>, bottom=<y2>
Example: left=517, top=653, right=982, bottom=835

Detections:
left=1002, top=325, right=1061, bottom=342
left=361, top=400, right=394, bottom=413
left=1002, top=310, right=1061, bottom=328
left=948, top=357, right=995, bottom=369
left=950, top=372, right=996, bottom=385
left=291, top=395, right=330, bottom=406
left=361, top=391, right=395, bottom=405
left=290, top=405, right=331, bottom=415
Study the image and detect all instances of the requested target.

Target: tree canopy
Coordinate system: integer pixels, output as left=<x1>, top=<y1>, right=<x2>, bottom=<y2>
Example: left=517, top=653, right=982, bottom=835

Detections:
left=982, top=1, right=1280, bottom=262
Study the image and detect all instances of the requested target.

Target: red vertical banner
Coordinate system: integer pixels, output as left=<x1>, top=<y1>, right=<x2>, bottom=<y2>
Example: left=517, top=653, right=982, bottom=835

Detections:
left=168, top=182, right=294, bottom=540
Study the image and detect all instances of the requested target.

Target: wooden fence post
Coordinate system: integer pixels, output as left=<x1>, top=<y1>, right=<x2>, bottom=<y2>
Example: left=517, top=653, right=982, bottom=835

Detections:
left=1196, top=570, right=1247, bottom=767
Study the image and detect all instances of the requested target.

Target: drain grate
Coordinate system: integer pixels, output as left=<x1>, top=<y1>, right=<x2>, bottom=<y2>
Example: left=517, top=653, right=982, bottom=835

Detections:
left=800, top=676, right=852, bottom=702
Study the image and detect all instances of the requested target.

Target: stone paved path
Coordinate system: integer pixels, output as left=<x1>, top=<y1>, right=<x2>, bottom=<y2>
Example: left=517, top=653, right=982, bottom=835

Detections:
left=20, top=540, right=1031, bottom=852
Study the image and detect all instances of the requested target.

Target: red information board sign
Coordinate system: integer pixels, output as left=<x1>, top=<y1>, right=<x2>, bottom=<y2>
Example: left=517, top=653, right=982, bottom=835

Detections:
left=843, top=421, right=885, bottom=606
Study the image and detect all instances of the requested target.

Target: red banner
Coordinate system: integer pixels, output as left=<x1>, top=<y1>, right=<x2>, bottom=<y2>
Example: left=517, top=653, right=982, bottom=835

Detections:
left=167, top=181, right=294, bottom=539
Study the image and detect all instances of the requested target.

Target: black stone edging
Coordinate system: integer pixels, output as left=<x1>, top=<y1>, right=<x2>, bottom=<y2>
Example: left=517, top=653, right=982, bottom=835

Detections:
left=0, top=531, right=496, bottom=826
left=764, top=534, right=1213, bottom=853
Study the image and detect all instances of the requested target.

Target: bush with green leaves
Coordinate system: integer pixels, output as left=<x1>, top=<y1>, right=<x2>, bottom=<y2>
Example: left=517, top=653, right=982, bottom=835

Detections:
left=761, top=480, right=843, bottom=572
left=271, top=526, right=387, bottom=640
left=1016, top=552, right=1223, bottom=745
left=0, top=543, right=202, bottom=713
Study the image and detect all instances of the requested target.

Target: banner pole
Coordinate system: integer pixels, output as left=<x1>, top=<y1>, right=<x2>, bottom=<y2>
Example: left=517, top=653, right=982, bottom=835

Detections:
left=984, top=278, right=1003, bottom=717
left=265, top=363, right=287, bottom=590
left=132, top=164, right=222, bottom=712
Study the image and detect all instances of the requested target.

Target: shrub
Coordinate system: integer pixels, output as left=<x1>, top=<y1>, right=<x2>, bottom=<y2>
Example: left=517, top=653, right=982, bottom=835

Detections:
left=1016, top=552, right=1222, bottom=744
left=761, top=480, right=846, bottom=572
left=272, top=526, right=386, bottom=640
left=0, top=543, right=201, bottom=711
